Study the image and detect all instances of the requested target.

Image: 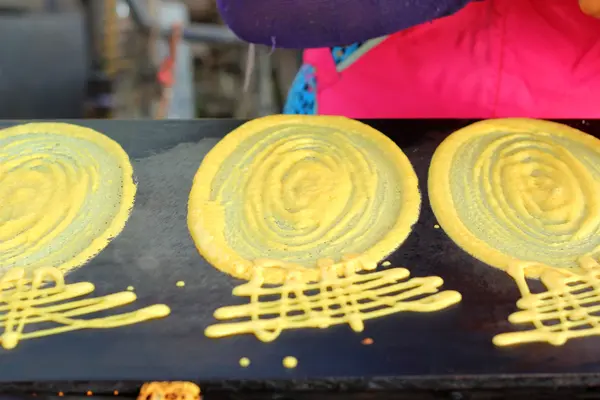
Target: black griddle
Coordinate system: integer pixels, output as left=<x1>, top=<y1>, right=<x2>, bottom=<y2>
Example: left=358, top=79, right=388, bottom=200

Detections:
left=1, top=119, right=600, bottom=399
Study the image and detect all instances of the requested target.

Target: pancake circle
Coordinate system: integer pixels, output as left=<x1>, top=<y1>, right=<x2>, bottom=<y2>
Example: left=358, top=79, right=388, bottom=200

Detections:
left=429, top=118, right=600, bottom=278
left=0, top=122, right=136, bottom=274
left=188, top=115, right=421, bottom=284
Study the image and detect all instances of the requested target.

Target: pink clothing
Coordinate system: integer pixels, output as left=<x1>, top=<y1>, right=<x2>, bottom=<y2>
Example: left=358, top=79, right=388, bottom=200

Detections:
left=306, top=0, right=600, bottom=118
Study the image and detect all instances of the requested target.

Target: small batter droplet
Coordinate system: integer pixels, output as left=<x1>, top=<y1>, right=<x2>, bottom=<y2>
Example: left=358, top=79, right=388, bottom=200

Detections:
left=239, top=357, right=250, bottom=367
left=381, top=261, right=391, bottom=267
left=176, top=281, right=185, bottom=287
left=127, top=286, right=134, bottom=291
left=434, top=224, right=440, bottom=229
left=283, top=356, right=298, bottom=369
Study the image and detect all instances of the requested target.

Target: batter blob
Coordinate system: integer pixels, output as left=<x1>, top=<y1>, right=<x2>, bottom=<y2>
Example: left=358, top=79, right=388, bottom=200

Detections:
left=0, top=267, right=170, bottom=350
left=0, top=122, right=136, bottom=274
left=188, top=115, right=421, bottom=284
left=205, top=261, right=462, bottom=342
left=429, top=119, right=600, bottom=278
left=494, top=257, right=600, bottom=346
left=283, top=356, right=298, bottom=369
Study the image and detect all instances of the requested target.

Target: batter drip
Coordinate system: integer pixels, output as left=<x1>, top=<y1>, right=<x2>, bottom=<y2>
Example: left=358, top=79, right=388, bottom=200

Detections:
left=429, top=119, right=600, bottom=278
left=494, top=257, right=600, bottom=346
left=0, top=266, right=170, bottom=350
left=0, top=122, right=136, bottom=274
left=204, top=260, right=462, bottom=342
left=188, top=115, right=421, bottom=284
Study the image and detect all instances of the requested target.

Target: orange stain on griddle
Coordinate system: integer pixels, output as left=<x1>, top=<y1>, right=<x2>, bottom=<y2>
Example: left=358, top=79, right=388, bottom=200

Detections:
left=361, top=337, right=374, bottom=345
left=114, top=391, right=120, bottom=396
left=87, top=391, right=93, bottom=396
left=58, top=392, right=64, bottom=397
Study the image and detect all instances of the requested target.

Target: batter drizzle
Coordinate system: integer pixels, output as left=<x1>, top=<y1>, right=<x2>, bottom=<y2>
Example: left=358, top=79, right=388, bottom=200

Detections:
left=494, top=257, right=600, bottom=346
left=0, top=267, right=170, bottom=349
left=205, top=262, right=461, bottom=342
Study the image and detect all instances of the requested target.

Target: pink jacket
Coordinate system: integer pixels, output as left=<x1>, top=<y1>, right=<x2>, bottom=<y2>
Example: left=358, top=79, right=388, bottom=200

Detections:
left=306, top=0, right=600, bottom=118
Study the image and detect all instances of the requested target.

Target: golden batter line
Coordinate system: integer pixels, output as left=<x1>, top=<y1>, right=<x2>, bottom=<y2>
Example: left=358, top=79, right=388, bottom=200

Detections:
left=0, top=267, right=170, bottom=350
left=205, top=264, right=461, bottom=342
left=494, top=256, right=600, bottom=346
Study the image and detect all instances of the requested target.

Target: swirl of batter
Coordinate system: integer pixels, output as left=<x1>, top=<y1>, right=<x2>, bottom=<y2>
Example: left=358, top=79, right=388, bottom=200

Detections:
left=188, top=115, right=421, bottom=283
left=0, top=123, right=136, bottom=274
left=429, top=119, right=600, bottom=278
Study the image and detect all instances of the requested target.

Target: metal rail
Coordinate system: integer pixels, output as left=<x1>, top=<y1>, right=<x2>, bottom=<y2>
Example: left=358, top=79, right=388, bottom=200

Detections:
left=124, top=0, right=241, bottom=44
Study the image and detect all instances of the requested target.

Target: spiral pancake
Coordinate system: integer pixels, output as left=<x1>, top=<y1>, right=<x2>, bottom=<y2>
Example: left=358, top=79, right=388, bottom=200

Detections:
left=429, top=118, right=600, bottom=278
left=188, top=115, right=421, bottom=284
left=0, top=122, right=136, bottom=274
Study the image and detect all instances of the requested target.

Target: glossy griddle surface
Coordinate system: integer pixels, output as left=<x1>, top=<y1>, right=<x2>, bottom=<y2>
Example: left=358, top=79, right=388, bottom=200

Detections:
left=0, top=119, right=599, bottom=391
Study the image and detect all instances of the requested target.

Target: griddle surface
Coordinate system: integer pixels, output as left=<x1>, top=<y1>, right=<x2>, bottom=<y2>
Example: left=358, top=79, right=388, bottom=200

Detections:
left=0, top=119, right=599, bottom=392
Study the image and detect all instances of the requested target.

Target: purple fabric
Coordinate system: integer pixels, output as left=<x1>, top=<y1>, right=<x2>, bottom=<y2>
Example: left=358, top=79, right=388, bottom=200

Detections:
left=216, top=0, right=472, bottom=48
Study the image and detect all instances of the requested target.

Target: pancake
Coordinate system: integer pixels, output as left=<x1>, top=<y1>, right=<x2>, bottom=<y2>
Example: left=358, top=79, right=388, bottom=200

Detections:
left=188, top=115, right=421, bottom=284
left=0, top=122, right=136, bottom=274
left=429, top=118, right=600, bottom=278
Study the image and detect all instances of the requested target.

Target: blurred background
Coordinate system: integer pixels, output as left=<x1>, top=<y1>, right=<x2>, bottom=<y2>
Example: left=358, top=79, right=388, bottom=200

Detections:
left=0, top=0, right=302, bottom=119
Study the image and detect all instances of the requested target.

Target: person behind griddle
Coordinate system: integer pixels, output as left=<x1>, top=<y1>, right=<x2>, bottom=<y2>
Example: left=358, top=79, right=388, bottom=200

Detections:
left=215, top=0, right=600, bottom=119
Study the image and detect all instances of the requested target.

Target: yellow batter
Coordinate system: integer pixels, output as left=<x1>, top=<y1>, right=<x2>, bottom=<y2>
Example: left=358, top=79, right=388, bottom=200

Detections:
left=204, top=262, right=462, bottom=342
left=429, top=118, right=600, bottom=278
left=494, top=256, right=600, bottom=346
left=0, top=266, right=170, bottom=349
left=283, top=356, right=298, bottom=369
left=188, top=115, right=421, bottom=284
left=0, top=122, right=136, bottom=274
left=239, top=357, right=251, bottom=367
